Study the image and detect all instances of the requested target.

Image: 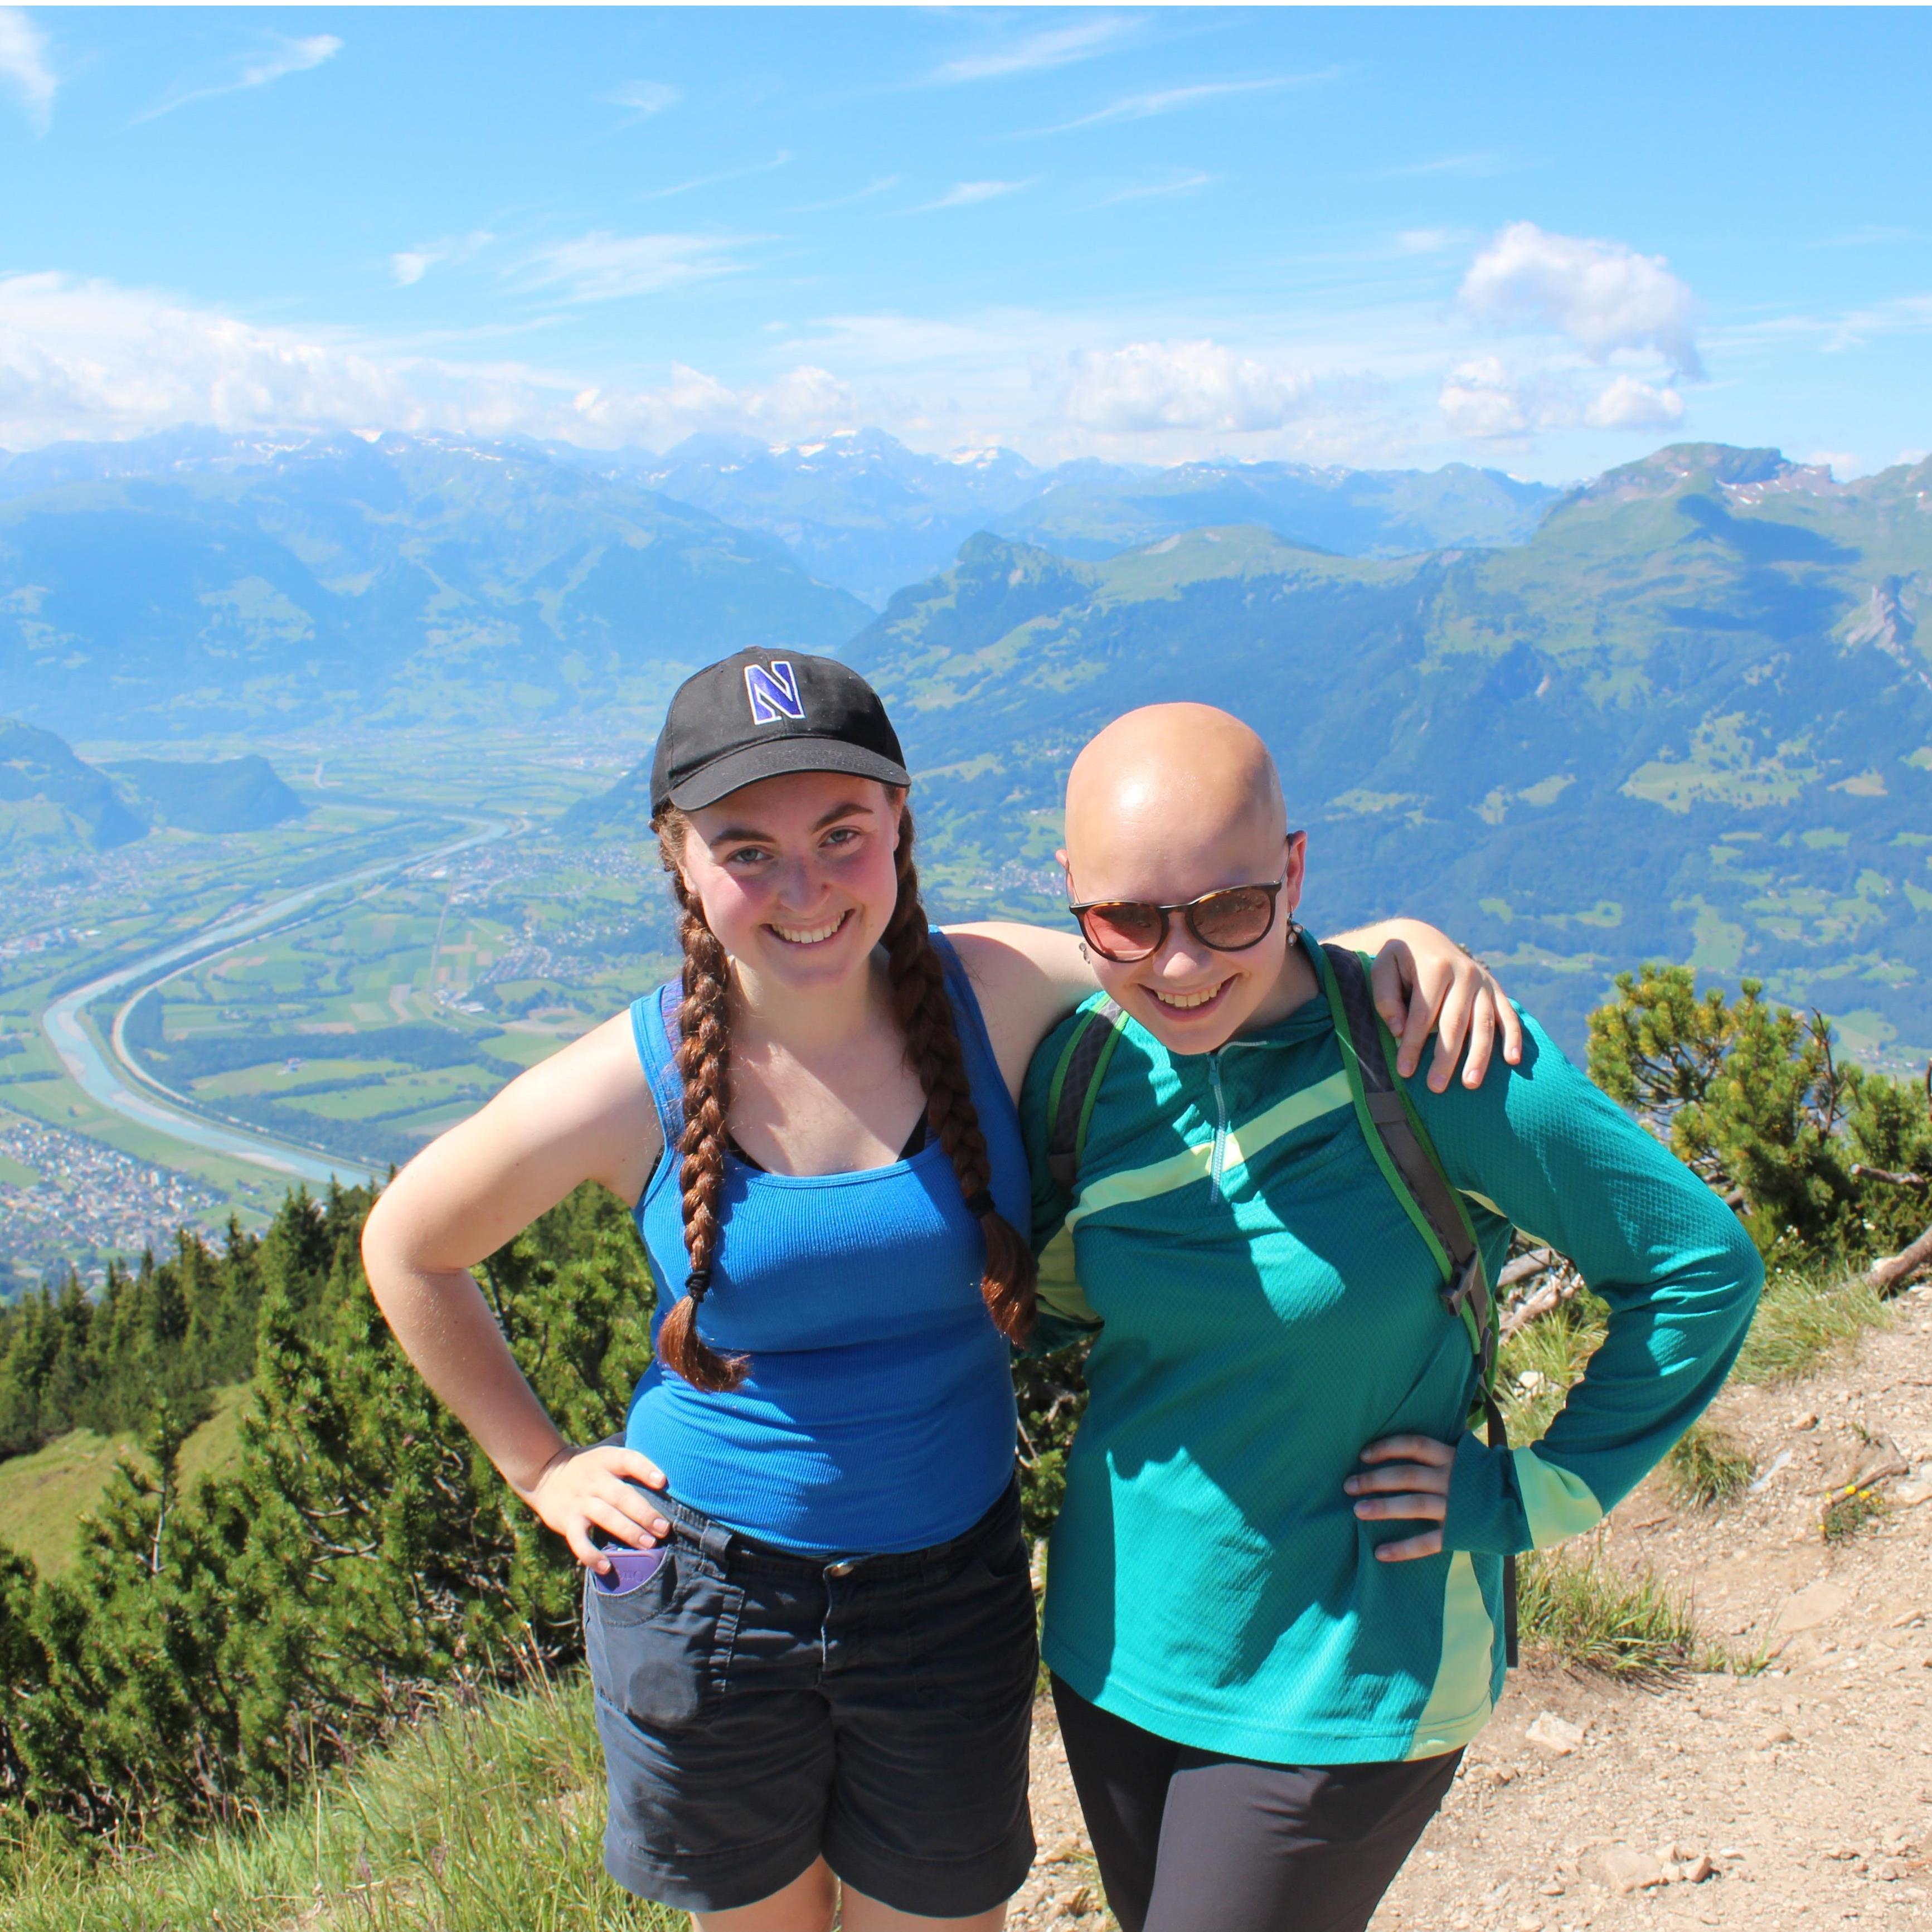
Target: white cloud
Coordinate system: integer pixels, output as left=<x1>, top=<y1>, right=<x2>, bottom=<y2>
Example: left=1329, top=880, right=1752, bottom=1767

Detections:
left=1439, top=357, right=1685, bottom=440
left=0, top=271, right=858, bottom=453
left=928, top=17, right=1137, bottom=84
left=1372, top=152, right=1507, bottom=181
left=1033, top=72, right=1334, bottom=135
left=1460, top=221, right=1703, bottom=378
left=136, top=32, right=341, bottom=122
left=0, top=6, right=54, bottom=131
left=1584, top=373, right=1685, bottom=430
left=910, top=181, right=1029, bottom=213
left=1059, top=339, right=1313, bottom=434
left=514, top=231, right=753, bottom=303
left=1805, top=449, right=1863, bottom=479
left=1438, top=358, right=1528, bottom=440
left=789, top=176, right=898, bottom=215
left=600, top=79, right=680, bottom=117
left=640, top=152, right=790, bottom=203
left=1090, top=171, right=1215, bottom=209
left=390, top=230, right=494, bottom=289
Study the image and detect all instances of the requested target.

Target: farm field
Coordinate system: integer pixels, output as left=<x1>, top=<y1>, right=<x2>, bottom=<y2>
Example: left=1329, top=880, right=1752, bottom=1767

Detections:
left=0, top=721, right=679, bottom=1295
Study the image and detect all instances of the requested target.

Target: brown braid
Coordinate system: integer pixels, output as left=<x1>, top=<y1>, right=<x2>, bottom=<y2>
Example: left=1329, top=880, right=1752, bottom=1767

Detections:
left=650, top=800, right=1036, bottom=1393
left=652, top=810, right=748, bottom=1392
left=882, top=807, right=1038, bottom=1343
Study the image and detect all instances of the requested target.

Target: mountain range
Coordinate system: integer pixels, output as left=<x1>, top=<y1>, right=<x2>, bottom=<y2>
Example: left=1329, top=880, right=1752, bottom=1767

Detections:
left=564, top=430, right=1558, bottom=606
left=0, top=434, right=870, bottom=739
left=6, top=424, right=1928, bottom=1062
left=819, top=443, right=1932, bottom=1058
left=0, top=426, right=1553, bottom=637
left=0, top=717, right=303, bottom=849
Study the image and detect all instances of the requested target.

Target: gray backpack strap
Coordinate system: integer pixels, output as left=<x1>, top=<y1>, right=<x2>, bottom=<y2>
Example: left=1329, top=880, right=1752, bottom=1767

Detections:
left=1321, top=944, right=1497, bottom=1389
left=1045, top=998, right=1130, bottom=1192
left=1320, top=943, right=1517, bottom=1667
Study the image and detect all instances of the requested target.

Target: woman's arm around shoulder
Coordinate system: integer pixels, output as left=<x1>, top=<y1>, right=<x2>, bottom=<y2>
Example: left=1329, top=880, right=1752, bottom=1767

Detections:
left=943, top=923, right=1097, bottom=1101
left=360, top=1011, right=673, bottom=1573
left=945, top=914, right=1524, bottom=1103
left=1329, top=917, right=1523, bottom=1092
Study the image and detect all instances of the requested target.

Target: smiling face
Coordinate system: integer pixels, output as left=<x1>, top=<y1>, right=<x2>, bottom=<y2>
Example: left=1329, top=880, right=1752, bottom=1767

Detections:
left=1061, top=705, right=1309, bottom=1055
left=672, top=770, right=905, bottom=996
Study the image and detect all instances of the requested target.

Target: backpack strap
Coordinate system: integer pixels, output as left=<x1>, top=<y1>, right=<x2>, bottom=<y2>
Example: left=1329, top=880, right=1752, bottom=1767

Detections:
left=1045, top=996, right=1131, bottom=1193
left=1318, top=943, right=1518, bottom=1666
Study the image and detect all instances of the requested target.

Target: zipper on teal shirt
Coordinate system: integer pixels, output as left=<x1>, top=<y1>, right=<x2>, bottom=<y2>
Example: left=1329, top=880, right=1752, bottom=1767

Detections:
left=1207, top=1054, right=1229, bottom=1201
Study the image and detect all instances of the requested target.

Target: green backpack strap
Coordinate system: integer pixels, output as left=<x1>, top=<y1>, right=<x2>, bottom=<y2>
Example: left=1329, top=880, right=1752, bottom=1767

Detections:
left=1045, top=996, right=1131, bottom=1193
left=1318, top=943, right=1518, bottom=1667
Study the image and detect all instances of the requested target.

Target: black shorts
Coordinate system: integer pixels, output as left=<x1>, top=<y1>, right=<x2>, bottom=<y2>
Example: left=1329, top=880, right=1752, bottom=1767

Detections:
left=1053, top=1675, right=1461, bottom=1932
left=586, top=1478, right=1038, bottom=1917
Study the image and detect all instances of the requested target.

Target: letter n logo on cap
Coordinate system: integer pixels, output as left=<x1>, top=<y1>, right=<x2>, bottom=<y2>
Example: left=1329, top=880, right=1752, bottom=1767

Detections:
left=745, top=659, right=806, bottom=726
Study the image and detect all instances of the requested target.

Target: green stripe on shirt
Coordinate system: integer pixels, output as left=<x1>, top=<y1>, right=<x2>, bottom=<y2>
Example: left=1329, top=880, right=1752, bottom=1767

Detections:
left=1064, top=1068, right=1351, bottom=1233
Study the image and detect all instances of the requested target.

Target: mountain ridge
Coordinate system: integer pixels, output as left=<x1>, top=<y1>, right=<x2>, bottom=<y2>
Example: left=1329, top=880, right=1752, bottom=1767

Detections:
left=824, top=443, right=1932, bottom=1058
left=0, top=433, right=871, bottom=737
left=0, top=719, right=304, bottom=850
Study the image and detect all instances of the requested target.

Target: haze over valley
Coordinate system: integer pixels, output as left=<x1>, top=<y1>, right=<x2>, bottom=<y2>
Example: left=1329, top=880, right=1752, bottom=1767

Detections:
left=0, top=424, right=1928, bottom=1290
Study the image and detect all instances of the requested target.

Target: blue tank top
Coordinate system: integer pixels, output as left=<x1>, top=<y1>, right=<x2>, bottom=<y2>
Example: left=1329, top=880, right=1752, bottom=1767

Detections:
left=624, top=933, right=1027, bottom=1556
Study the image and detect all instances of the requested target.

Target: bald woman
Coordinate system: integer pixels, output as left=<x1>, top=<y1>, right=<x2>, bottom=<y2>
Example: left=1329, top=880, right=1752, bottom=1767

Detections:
left=1021, top=705, right=1762, bottom=1932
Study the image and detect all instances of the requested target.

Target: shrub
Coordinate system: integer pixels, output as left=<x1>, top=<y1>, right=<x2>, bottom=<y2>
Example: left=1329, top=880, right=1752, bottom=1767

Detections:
left=1586, top=962, right=1931, bottom=1271
left=1821, top=1483, right=1889, bottom=1545
left=0, top=1180, right=653, bottom=1835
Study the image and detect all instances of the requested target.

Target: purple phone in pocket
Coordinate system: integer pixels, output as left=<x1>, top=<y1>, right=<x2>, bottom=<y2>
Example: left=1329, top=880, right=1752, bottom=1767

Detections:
left=591, top=1543, right=669, bottom=1597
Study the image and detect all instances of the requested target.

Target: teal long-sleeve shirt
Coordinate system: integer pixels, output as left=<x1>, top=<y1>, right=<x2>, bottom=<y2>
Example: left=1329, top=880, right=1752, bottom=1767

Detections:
left=1022, top=940, right=1761, bottom=1764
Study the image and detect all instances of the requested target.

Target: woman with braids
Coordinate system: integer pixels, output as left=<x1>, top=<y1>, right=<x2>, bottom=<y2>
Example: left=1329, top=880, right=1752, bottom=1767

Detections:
left=362, top=648, right=1516, bottom=1932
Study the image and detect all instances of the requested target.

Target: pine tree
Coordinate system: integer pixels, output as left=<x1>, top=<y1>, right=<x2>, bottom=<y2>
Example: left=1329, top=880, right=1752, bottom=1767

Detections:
left=0, top=1177, right=656, bottom=1832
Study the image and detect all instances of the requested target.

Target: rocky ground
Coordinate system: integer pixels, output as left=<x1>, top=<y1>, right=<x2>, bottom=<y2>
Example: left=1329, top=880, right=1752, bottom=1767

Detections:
left=1006, top=1281, right=1932, bottom=1931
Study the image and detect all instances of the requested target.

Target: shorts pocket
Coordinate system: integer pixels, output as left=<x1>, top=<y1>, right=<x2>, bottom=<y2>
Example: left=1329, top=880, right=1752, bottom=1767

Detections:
left=585, top=1550, right=745, bottom=1732
left=911, top=1531, right=1040, bottom=1715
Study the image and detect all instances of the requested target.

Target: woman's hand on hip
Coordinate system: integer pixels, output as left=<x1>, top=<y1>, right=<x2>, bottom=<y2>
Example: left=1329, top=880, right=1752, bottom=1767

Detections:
left=523, top=1444, right=673, bottom=1574
left=1362, top=923, right=1523, bottom=1093
left=1346, top=1434, right=1456, bottom=1562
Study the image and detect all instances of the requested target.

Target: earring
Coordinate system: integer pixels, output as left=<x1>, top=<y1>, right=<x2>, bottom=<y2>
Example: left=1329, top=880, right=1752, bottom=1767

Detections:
left=1078, top=940, right=1090, bottom=963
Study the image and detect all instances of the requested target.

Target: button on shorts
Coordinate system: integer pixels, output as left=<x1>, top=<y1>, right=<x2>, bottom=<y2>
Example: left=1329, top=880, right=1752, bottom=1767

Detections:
left=585, top=1477, right=1038, bottom=1917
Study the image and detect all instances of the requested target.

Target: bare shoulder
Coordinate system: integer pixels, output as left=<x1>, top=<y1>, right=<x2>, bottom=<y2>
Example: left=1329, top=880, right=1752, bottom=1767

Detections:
left=944, top=920, right=1091, bottom=991
left=941, top=922, right=1098, bottom=1100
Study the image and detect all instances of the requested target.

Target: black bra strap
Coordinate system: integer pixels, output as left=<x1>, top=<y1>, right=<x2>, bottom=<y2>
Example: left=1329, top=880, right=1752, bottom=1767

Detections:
left=727, top=1114, right=928, bottom=1174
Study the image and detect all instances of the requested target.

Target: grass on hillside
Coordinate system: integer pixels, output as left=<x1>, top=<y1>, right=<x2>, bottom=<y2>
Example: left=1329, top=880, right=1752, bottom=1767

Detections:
left=1731, top=1265, right=1890, bottom=1384
left=1664, top=1420, right=1754, bottom=1508
left=0, top=1670, right=682, bottom=1932
left=1500, top=1257, right=1892, bottom=1679
left=1498, top=1260, right=1891, bottom=1448
left=1516, top=1540, right=1700, bottom=1681
left=0, top=1385, right=246, bottom=1577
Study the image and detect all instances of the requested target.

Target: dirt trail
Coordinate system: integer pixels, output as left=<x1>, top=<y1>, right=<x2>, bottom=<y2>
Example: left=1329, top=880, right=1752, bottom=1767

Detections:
left=1007, top=1281, right=1932, bottom=1932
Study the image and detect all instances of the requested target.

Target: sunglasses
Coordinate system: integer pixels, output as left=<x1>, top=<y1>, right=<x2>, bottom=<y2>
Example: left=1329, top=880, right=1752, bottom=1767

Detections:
left=1069, top=880, right=1286, bottom=964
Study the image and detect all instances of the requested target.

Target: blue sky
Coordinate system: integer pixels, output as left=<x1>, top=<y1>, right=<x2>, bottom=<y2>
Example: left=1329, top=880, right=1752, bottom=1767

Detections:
left=2, top=6, right=1928, bottom=479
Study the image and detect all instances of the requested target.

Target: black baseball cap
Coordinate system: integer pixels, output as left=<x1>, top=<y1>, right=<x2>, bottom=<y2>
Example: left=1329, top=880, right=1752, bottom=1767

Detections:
left=649, top=648, right=911, bottom=817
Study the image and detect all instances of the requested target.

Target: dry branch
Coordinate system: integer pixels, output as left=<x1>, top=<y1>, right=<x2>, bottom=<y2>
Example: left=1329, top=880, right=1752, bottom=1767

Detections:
left=1500, top=1255, right=1585, bottom=1339
left=1867, top=1220, right=1932, bottom=1298
left=1852, top=1163, right=1929, bottom=1191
